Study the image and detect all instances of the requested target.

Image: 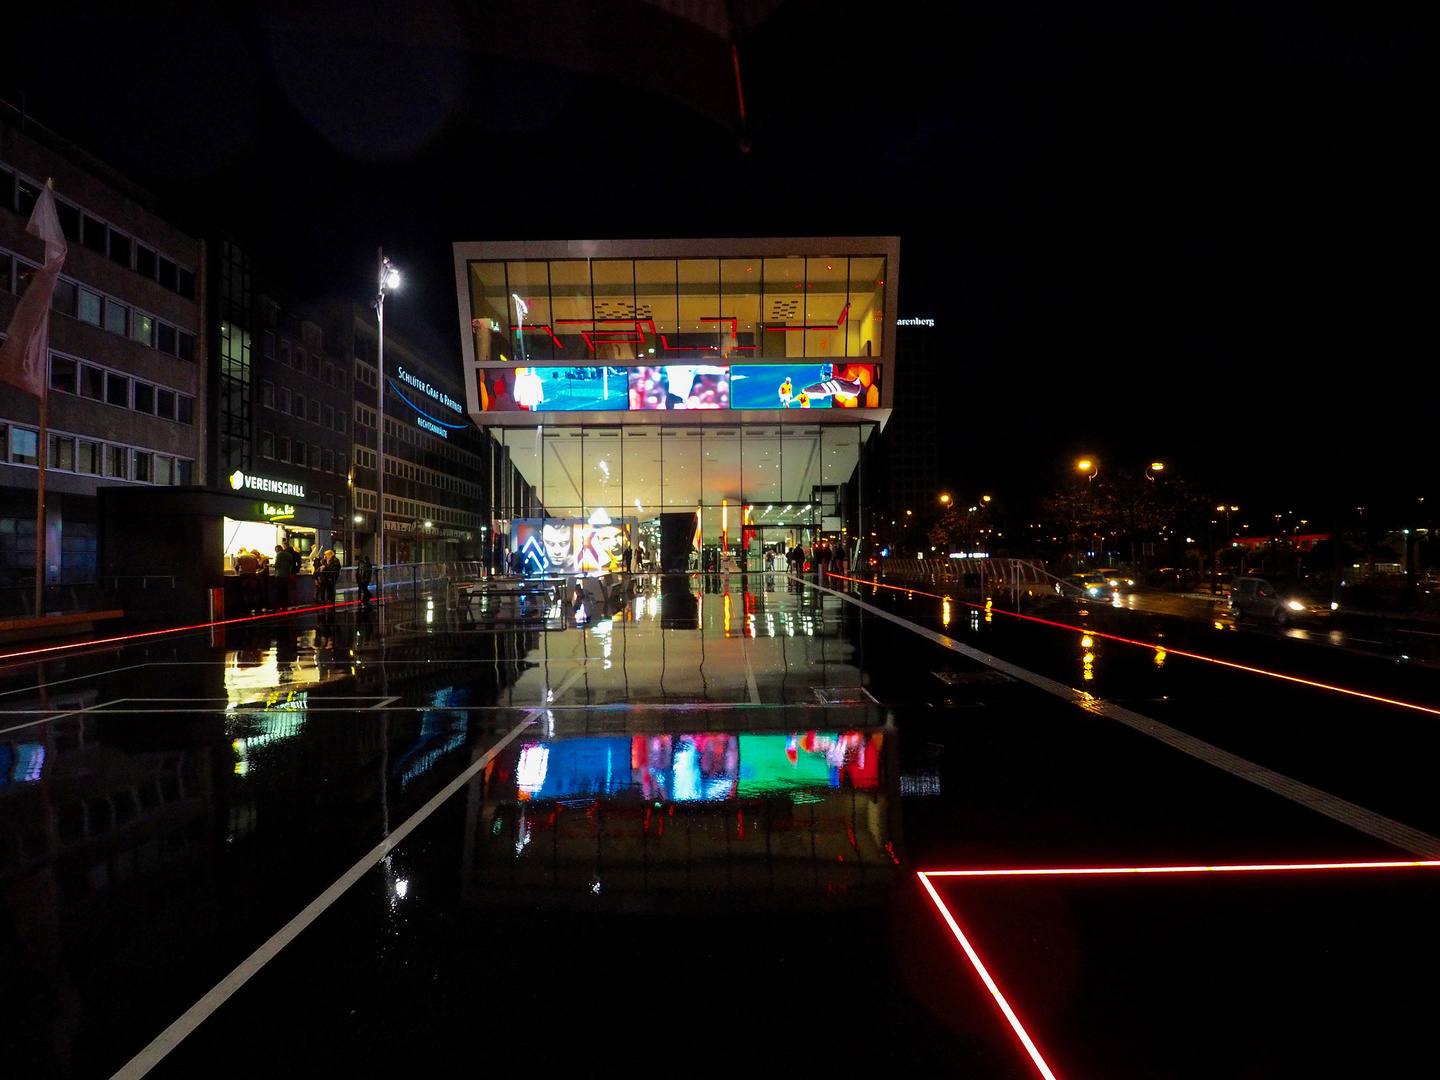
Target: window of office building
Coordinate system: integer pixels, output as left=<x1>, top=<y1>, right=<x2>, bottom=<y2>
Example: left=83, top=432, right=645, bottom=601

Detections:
left=104, top=299, right=128, bottom=337
left=10, top=428, right=38, bottom=466
left=106, top=372, right=129, bottom=408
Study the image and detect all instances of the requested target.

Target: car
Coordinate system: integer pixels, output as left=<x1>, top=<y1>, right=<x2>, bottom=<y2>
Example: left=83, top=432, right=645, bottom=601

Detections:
left=1056, top=573, right=1116, bottom=599
left=1095, top=568, right=1135, bottom=589
left=1230, top=575, right=1336, bottom=624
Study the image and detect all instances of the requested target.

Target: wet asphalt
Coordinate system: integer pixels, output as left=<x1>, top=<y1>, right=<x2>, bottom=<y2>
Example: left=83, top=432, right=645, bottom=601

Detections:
left=2, top=574, right=1438, bottom=1078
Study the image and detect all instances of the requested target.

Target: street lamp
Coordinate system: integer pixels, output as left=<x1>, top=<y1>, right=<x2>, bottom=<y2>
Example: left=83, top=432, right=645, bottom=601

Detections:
left=939, top=494, right=951, bottom=507
left=374, top=249, right=400, bottom=579
left=1146, top=461, right=1164, bottom=481
left=1078, top=459, right=1098, bottom=482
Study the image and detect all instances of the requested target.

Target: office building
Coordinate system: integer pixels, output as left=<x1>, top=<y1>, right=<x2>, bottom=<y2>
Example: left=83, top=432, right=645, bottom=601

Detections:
left=451, top=238, right=898, bottom=573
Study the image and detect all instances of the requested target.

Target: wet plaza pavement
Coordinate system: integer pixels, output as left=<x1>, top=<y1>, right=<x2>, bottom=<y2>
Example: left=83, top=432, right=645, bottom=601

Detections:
left=4, top=573, right=1440, bottom=1078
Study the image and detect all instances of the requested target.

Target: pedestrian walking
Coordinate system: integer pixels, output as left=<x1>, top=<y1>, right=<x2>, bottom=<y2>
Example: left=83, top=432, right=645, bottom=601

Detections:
left=355, top=553, right=374, bottom=606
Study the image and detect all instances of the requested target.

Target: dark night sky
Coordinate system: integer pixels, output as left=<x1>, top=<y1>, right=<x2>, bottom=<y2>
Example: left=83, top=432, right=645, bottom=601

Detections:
left=6, top=2, right=1431, bottom=529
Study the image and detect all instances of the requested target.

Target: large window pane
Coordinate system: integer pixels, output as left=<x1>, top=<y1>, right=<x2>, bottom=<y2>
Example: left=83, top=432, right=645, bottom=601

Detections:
left=591, top=260, right=637, bottom=363
left=659, top=427, right=701, bottom=507
left=621, top=428, right=659, bottom=521
left=847, top=256, right=886, bottom=357
left=805, top=257, right=847, bottom=358
left=107, top=445, right=128, bottom=478
left=506, top=260, right=553, bottom=362
left=132, top=311, right=155, bottom=347
left=635, top=259, right=676, bottom=363
left=761, top=256, right=805, bottom=358
left=741, top=427, right=783, bottom=504
left=720, top=258, right=761, bottom=360
left=468, top=261, right=510, bottom=361
left=541, top=428, right=585, bottom=517
left=674, top=259, right=720, bottom=358
left=548, top=259, right=593, bottom=359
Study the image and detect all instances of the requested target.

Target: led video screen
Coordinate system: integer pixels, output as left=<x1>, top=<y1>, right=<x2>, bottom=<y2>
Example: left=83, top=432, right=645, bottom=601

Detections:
left=628, top=365, right=730, bottom=409
left=474, top=364, right=879, bottom=413
left=728, top=363, right=878, bottom=410
left=475, top=366, right=629, bottom=411
left=513, top=518, right=635, bottom=575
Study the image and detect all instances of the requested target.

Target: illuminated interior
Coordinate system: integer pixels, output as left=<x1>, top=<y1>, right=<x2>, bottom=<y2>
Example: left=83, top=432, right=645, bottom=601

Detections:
left=467, top=255, right=888, bottom=363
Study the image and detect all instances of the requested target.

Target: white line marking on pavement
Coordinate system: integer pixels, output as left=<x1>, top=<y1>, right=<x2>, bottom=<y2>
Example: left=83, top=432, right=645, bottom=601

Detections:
left=823, top=582, right=1440, bottom=860
left=111, top=666, right=584, bottom=1080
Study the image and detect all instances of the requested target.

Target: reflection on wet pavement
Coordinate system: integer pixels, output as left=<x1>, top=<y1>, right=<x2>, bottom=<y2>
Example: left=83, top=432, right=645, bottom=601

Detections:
left=8, top=570, right=1440, bottom=1078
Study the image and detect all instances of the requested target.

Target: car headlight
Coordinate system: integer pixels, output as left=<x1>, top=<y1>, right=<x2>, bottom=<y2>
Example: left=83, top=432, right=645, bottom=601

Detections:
left=1331, top=602, right=1339, bottom=610
left=1287, top=600, right=1305, bottom=611
left=1087, top=586, right=1099, bottom=595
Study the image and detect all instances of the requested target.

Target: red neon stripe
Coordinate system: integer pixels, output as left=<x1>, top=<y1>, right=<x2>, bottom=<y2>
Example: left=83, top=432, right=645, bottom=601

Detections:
left=921, top=860, right=1440, bottom=877
left=0, top=600, right=365, bottom=664
left=918, top=873, right=1059, bottom=1079
left=918, top=859, right=1440, bottom=1079
left=836, top=301, right=850, bottom=328
left=518, top=325, right=563, bottom=349
left=837, top=576, right=1440, bottom=720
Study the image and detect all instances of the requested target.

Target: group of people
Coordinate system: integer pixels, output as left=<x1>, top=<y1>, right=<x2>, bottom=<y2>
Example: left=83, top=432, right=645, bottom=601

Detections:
left=773, top=542, right=847, bottom=578
left=233, top=541, right=374, bottom=611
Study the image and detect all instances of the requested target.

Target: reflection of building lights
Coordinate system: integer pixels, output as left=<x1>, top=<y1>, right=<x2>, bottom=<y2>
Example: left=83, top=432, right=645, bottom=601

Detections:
left=1081, top=635, right=1093, bottom=648
left=395, top=879, right=409, bottom=898
left=1154, top=647, right=1167, bottom=667
left=942, top=598, right=952, bottom=626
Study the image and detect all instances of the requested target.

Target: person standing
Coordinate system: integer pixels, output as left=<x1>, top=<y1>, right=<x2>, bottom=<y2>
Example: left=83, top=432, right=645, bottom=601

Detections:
left=235, top=547, right=260, bottom=612
left=272, top=540, right=297, bottom=609
left=316, top=549, right=340, bottom=606
left=355, top=553, right=374, bottom=606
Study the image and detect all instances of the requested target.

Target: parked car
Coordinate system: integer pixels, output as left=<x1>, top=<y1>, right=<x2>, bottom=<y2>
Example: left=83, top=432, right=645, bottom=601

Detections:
left=1056, top=573, right=1116, bottom=599
left=1230, top=575, right=1337, bottom=624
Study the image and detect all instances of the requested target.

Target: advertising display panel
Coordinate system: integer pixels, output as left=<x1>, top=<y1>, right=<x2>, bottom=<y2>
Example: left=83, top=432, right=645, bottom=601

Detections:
left=513, top=517, right=635, bottom=575
left=729, top=363, right=878, bottom=410
left=474, top=364, right=879, bottom=413
left=628, top=365, right=730, bottom=409
left=474, top=366, right=628, bottom=411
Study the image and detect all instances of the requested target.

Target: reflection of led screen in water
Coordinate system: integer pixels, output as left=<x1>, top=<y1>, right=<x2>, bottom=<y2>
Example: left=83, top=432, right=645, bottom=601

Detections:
left=728, top=364, right=878, bottom=410
left=508, top=732, right=879, bottom=802
left=736, top=732, right=882, bottom=797
left=632, top=734, right=738, bottom=801
left=515, top=738, right=631, bottom=800
left=628, top=366, right=730, bottom=410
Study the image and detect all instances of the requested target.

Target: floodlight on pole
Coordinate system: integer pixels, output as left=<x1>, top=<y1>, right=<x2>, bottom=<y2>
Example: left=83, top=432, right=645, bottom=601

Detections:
left=374, top=250, right=400, bottom=585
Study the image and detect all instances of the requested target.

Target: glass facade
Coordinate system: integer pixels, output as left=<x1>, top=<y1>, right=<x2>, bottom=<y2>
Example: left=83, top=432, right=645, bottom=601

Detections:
left=489, top=423, right=873, bottom=564
left=467, top=255, right=887, bottom=365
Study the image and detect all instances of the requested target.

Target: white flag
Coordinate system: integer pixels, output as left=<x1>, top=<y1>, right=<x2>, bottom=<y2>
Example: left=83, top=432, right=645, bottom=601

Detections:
left=0, top=182, right=69, bottom=397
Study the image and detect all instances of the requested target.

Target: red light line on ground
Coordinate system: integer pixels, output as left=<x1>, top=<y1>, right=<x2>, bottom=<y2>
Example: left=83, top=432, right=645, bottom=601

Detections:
left=918, top=858, right=1440, bottom=1078
left=0, top=600, right=364, bottom=664
left=834, top=575, right=1440, bottom=719
left=921, top=860, right=1440, bottom=878
left=917, top=872, right=1059, bottom=1080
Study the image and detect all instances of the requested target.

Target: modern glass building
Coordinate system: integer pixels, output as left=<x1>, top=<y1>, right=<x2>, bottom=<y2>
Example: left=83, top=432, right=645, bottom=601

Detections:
left=452, top=238, right=899, bottom=572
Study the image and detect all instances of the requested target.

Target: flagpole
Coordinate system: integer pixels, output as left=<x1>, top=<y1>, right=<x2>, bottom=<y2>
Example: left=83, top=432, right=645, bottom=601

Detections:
left=35, top=380, right=47, bottom=615
left=2, top=178, right=68, bottom=616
